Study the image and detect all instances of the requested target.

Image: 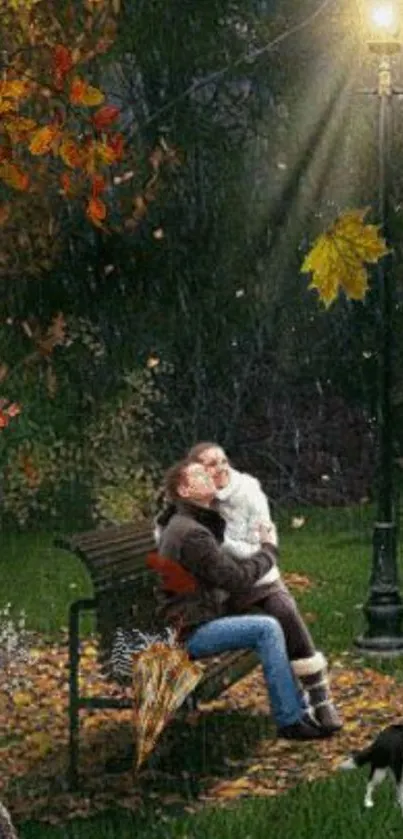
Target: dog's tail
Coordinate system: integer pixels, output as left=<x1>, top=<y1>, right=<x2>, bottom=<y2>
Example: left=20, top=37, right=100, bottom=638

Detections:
left=338, top=745, right=374, bottom=771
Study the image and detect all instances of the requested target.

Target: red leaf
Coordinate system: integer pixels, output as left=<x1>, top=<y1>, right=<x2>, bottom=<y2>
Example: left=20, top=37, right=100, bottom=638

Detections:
left=53, top=45, right=73, bottom=91
left=60, top=172, right=72, bottom=195
left=92, top=105, right=120, bottom=131
left=91, top=174, right=106, bottom=197
left=106, top=132, right=124, bottom=162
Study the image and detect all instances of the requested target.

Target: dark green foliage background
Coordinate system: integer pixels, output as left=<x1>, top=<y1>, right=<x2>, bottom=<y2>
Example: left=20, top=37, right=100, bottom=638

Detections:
left=3, top=0, right=403, bottom=527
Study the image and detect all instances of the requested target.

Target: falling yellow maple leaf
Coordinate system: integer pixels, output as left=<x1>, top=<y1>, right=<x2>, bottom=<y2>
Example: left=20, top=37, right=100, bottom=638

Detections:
left=301, top=208, right=389, bottom=307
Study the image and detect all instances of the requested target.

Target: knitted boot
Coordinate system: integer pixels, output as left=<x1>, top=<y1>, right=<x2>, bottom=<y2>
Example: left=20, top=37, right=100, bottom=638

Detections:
left=292, top=652, right=343, bottom=732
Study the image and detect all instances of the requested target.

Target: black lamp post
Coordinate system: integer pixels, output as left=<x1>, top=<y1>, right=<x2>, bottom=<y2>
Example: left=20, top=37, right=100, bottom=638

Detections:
left=354, top=3, right=403, bottom=654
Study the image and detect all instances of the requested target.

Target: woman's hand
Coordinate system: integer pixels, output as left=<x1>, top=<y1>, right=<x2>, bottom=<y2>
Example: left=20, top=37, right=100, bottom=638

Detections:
left=259, top=524, right=275, bottom=545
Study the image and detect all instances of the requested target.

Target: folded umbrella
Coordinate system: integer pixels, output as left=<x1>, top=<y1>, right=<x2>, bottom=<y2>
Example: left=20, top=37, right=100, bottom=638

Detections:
left=131, top=631, right=204, bottom=771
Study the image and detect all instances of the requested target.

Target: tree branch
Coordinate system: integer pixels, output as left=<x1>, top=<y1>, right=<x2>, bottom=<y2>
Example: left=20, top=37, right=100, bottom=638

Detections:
left=135, top=0, right=337, bottom=132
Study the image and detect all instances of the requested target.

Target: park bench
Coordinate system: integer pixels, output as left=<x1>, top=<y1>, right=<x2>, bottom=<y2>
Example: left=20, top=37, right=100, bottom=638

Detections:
left=56, top=522, right=259, bottom=790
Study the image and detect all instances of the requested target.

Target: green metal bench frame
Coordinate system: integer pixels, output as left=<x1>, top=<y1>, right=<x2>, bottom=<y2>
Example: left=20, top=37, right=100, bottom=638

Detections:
left=56, top=522, right=259, bottom=790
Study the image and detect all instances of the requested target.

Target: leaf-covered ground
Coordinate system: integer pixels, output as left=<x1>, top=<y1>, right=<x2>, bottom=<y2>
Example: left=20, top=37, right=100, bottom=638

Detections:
left=1, top=573, right=402, bottom=827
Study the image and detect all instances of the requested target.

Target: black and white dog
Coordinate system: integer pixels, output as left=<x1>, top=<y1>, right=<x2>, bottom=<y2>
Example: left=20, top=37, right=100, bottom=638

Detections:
left=340, top=724, right=403, bottom=811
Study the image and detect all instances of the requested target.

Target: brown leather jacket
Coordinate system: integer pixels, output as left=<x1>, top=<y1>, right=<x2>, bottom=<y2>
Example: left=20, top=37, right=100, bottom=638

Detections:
left=154, top=500, right=276, bottom=639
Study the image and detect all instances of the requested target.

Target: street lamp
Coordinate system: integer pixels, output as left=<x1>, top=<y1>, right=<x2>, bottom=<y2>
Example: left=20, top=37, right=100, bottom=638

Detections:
left=354, top=1, right=403, bottom=654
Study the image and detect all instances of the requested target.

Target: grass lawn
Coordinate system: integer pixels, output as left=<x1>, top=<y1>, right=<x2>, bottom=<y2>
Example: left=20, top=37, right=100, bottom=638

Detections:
left=0, top=530, right=93, bottom=636
left=4, top=503, right=403, bottom=837
left=19, top=774, right=403, bottom=838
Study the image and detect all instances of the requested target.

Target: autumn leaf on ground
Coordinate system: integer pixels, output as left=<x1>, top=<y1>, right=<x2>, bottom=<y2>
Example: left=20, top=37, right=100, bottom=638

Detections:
left=301, top=208, right=389, bottom=307
left=283, top=572, right=313, bottom=591
left=291, top=516, right=306, bottom=529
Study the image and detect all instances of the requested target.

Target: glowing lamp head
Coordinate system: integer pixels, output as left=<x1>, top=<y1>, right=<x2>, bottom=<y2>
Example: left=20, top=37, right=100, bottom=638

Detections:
left=370, top=3, right=397, bottom=32
left=365, top=1, right=401, bottom=52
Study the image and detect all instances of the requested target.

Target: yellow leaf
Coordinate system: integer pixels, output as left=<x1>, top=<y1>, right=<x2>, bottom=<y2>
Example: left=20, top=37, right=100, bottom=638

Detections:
left=95, top=140, right=116, bottom=165
left=26, top=731, right=53, bottom=757
left=4, top=116, right=37, bottom=142
left=301, top=208, right=389, bottom=307
left=13, top=691, right=32, bottom=708
left=70, top=76, right=104, bottom=106
left=0, top=100, right=16, bottom=116
left=29, top=124, right=61, bottom=155
left=0, top=80, right=31, bottom=100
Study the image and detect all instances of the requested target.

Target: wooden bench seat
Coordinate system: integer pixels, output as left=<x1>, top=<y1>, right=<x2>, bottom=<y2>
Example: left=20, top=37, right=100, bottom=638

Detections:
left=56, top=522, right=259, bottom=789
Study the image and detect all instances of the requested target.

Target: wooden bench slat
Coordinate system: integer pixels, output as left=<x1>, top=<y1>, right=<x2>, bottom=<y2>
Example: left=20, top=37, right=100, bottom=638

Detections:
left=80, top=551, right=151, bottom=576
left=79, top=531, right=155, bottom=552
left=59, top=525, right=154, bottom=552
left=92, top=566, right=156, bottom=594
left=81, top=541, right=155, bottom=566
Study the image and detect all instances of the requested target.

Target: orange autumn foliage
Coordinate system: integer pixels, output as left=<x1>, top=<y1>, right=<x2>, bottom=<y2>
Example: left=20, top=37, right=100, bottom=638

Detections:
left=0, top=1, right=178, bottom=243
left=0, top=162, right=29, bottom=191
left=29, top=124, right=62, bottom=156
left=59, top=137, right=85, bottom=168
left=0, top=1, right=123, bottom=228
left=86, top=195, right=107, bottom=226
left=70, top=77, right=104, bottom=106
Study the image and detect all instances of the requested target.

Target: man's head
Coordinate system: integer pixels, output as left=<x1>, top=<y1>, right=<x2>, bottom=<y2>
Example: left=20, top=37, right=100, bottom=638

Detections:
left=164, top=459, right=216, bottom=505
left=187, top=442, right=230, bottom=490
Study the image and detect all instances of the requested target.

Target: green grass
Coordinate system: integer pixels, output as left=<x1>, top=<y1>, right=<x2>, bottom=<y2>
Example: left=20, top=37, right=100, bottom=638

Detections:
left=19, top=774, right=403, bottom=838
left=0, top=531, right=92, bottom=635
left=279, top=504, right=374, bottom=654
left=5, top=505, right=403, bottom=837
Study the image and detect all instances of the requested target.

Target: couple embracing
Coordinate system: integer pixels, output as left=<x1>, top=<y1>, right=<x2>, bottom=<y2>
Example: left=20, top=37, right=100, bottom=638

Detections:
left=152, top=442, right=343, bottom=742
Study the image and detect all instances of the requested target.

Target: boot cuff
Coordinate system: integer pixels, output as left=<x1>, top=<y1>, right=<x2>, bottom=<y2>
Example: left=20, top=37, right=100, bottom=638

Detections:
left=291, top=651, right=327, bottom=677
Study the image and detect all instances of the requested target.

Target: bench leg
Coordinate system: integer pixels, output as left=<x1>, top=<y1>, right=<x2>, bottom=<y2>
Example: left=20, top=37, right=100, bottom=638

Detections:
left=68, top=603, right=81, bottom=791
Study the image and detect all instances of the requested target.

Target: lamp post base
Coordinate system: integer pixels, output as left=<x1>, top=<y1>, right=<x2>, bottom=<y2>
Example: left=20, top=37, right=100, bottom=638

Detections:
left=354, top=522, right=403, bottom=656
left=354, top=597, right=403, bottom=655
left=354, top=622, right=403, bottom=657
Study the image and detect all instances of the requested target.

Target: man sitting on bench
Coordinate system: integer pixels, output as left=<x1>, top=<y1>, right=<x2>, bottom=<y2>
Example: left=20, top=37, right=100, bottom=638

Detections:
left=152, top=459, right=333, bottom=742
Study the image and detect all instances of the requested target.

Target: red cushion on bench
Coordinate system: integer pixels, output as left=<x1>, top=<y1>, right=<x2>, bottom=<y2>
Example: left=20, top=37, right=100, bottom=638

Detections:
left=147, top=551, right=198, bottom=594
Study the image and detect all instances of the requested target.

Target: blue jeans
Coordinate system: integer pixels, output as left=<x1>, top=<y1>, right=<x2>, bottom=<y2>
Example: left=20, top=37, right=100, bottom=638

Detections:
left=186, top=614, right=304, bottom=728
